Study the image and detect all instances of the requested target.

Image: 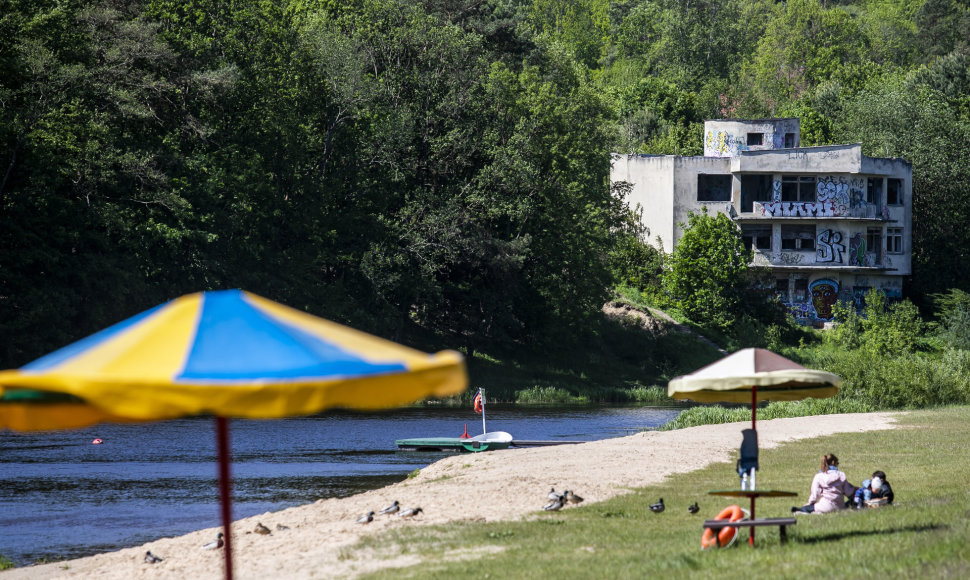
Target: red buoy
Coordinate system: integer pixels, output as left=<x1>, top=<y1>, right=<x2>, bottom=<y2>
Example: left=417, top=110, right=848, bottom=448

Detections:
left=92, top=438, right=103, bottom=445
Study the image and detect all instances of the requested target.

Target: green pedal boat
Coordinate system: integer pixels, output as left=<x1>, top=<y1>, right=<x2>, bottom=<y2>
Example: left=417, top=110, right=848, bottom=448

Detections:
left=396, top=431, right=513, bottom=453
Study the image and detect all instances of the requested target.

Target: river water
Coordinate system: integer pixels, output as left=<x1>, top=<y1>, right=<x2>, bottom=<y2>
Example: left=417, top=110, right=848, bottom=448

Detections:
left=0, top=404, right=683, bottom=566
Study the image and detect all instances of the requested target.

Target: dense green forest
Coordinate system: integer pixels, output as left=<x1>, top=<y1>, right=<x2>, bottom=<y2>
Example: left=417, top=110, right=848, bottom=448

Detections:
left=2, top=0, right=969, bottom=384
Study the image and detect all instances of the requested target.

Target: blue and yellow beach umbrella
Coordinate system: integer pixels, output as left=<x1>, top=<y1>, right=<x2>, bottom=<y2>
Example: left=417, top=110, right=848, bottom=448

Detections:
left=0, top=289, right=467, bottom=430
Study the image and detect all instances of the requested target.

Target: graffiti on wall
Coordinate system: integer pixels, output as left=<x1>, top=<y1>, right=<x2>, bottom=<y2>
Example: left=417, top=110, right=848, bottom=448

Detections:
left=816, top=229, right=845, bottom=263
left=761, top=201, right=836, bottom=217
left=705, top=130, right=741, bottom=156
left=772, top=180, right=782, bottom=202
left=786, top=302, right=815, bottom=321
left=810, top=279, right=839, bottom=320
left=849, top=233, right=867, bottom=266
left=816, top=177, right=850, bottom=207
left=778, top=252, right=804, bottom=264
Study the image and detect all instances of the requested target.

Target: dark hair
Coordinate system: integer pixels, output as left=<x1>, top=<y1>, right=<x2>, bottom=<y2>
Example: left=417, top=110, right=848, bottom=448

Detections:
left=821, top=454, right=839, bottom=472
left=872, top=470, right=887, bottom=481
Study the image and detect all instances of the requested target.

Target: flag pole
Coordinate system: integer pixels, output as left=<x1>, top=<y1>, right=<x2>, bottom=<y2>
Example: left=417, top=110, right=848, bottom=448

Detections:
left=480, top=388, right=486, bottom=435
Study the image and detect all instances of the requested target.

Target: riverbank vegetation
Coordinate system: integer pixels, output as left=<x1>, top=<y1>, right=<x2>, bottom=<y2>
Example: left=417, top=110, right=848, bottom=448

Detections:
left=355, top=407, right=970, bottom=580
left=2, top=1, right=968, bottom=418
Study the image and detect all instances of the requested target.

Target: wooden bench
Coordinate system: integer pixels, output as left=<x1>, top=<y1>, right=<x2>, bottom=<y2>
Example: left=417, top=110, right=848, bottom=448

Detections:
left=703, top=517, right=797, bottom=546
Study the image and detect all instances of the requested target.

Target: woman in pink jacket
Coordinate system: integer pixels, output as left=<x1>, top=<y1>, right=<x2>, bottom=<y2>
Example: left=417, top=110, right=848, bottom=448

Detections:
left=792, top=454, right=857, bottom=514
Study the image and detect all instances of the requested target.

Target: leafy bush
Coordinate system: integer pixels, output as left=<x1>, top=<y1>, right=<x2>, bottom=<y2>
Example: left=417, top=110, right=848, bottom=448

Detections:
left=659, top=398, right=875, bottom=430
left=933, top=289, right=970, bottom=350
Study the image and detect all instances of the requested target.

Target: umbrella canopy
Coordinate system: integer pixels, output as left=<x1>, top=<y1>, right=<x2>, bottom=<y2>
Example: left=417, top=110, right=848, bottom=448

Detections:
left=0, top=289, right=466, bottom=428
left=667, top=347, right=840, bottom=404
left=0, top=289, right=467, bottom=580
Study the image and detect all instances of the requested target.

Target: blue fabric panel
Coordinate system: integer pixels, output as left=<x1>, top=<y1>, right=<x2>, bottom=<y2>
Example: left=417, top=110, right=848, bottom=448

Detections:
left=21, top=303, right=167, bottom=371
left=178, top=290, right=406, bottom=380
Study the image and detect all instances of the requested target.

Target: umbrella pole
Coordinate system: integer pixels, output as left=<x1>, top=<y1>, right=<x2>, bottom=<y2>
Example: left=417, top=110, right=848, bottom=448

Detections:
left=749, top=386, right=757, bottom=546
left=216, top=416, right=234, bottom=580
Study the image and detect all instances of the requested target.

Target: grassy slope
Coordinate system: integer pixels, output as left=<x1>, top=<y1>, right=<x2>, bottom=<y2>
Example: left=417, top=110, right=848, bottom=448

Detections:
left=453, top=307, right=724, bottom=404
left=352, top=407, right=970, bottom=579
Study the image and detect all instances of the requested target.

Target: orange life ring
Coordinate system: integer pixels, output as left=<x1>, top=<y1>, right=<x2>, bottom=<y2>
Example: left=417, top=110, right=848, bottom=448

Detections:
left=701, top=504, right=745, bottom=549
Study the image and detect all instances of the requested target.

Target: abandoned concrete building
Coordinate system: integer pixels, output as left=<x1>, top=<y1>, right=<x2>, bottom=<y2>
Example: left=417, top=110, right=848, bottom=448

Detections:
left=611, top=118, right=912, bottom=326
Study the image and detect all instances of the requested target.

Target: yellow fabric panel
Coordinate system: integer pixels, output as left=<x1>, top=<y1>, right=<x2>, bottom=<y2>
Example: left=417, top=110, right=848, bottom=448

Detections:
left=0, top=402, right=149, bottom=432
left=55, top=294, right=199, bottom=380
left=0, top=350, right=466, bottom=422
left=244, top=292, right=430, bottom=366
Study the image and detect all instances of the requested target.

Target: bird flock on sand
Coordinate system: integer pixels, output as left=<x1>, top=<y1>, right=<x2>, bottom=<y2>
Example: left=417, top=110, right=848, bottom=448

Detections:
left=542, top=488, right=584, bottom=511
left=540, top=490, right=700, bottom=518
left=144, top=494, right=703, bottom=564
left=144, top=501, right=424, bottom=564
left=356, top=500, right=424, bottom=524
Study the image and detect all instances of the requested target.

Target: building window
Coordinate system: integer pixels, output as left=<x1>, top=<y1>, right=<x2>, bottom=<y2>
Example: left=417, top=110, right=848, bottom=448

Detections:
left=887, top=227, right=903, bottom=253
left=781, top=225, right=815, bottom=251
left=866, top=227, right=882, bottom=255
left=784, top=133, right=796, bottom=148
left=866, top=178, right=882, bottom=205
left=740, top=174, right=773, bottom=212
left=781, top=175, right=815, bottom=202
left=697, top=174, right=732, bottom=202
left=747, top=133, right=764, bottom=146
left=742, top=226, right=772, bottom=251
left=775, top=278, right=790, bottom=302
left=794, top=279, right=808, bottom=303
left=887, top=178, right=903, bottom=205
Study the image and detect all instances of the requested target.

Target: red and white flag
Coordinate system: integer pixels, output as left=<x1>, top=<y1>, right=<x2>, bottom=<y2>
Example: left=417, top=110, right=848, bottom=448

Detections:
left=473, top=391, right=483, bottom=414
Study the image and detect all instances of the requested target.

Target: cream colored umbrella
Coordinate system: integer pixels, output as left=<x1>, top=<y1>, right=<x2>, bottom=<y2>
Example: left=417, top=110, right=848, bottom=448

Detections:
left=668, top=347, right=841, bottom=423
left=669, top=348, right=840, bottom=545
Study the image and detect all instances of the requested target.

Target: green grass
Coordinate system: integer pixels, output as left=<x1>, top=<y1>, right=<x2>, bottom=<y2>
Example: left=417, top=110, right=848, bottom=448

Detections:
left=349, top=406, right=970, bottom=579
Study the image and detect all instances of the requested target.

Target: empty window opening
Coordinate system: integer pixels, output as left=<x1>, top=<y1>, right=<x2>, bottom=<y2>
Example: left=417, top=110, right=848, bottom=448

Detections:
left=794, top=279, right=809, bottom=302
left=781, top=175, right=816, bottom=203
left=747, top=133, right=764, bottom=146
left=775, top=278, right=790, bottom=301
left=742, top=226, right=772, bottom=251
left=697, top=174, right=732, bottom=202
left=866, top=227, right=882, bottom=256
left=784, top=133, right=796, bottom=148
left=781, top=225, right=816, bottom=251
left=887, top=228, right=903, bottom=254
left=740, top=174, right=773, bottom=212
left=867, top=178, right=883, bottom=205
left=887, top=178, right=903, bottom=205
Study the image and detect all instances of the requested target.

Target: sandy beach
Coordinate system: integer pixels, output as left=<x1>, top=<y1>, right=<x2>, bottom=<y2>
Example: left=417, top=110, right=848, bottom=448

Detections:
left=2, top=412, right=901, bottom=579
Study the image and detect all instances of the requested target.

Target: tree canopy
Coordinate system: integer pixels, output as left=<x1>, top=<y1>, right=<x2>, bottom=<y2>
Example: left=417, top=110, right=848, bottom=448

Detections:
left=2, top=0, right=969, bottom=367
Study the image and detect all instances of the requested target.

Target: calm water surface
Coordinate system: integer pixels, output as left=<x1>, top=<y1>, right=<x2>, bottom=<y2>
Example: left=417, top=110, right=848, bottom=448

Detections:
left=0, top=404, right=683, bottom=566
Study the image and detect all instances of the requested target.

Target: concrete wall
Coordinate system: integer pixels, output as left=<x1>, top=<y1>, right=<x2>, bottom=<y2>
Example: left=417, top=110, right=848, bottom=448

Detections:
left=734, top=144, right=862, bottom=173
left=704, top=118, right=800, bottom=157
left=610, top=154, right=733, bottom=253
left=611, top=154, right=677, bottom=253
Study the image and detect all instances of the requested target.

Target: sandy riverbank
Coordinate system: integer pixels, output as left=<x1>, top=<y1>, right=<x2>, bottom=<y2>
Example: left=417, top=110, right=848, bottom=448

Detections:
left=2, top=412, right=901, bottom=579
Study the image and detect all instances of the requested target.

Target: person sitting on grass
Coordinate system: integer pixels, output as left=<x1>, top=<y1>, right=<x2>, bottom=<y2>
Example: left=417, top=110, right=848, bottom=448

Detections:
left=853, top=470, right=894, bottom=508
left=792, top=453, right=857, bottom=514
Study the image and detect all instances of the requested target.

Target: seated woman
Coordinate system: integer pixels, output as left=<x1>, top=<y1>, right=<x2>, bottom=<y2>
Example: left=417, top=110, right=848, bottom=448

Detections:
left=854, top=470, right=894, bottom=508
left=792, top=454, right=857, bottom=514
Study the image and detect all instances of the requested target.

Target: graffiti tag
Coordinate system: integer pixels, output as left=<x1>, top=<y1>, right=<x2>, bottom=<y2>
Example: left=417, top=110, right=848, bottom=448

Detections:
left=761, top=201, right=836, bottom=217
left=816, top=230, right=845, bottom=263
